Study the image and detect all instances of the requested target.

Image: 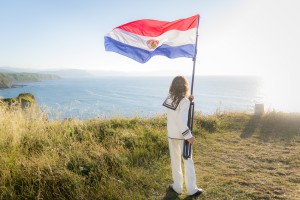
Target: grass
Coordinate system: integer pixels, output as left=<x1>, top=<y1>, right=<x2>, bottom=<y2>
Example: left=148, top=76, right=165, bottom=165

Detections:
left=0, top=104, right=300, bottom=200
left=194, top=113, right=300, bottom=200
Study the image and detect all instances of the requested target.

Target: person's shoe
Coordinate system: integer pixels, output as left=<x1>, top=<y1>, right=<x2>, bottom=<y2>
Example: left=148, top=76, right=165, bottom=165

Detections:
left=169, top=184, right=182, bottom=195
left=189, top=189, right=203, bottom=197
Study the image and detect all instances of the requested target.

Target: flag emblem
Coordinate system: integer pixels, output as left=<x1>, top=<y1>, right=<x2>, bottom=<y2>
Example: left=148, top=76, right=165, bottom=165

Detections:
left=147, top=40, right=159, bottom=49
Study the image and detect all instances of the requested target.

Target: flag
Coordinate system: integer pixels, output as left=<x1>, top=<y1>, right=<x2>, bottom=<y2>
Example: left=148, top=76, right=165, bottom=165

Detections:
left=104, top=15, right=199, bottom=63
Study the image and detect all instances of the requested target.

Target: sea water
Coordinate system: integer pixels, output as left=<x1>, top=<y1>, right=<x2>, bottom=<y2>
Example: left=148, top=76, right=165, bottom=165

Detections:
left=0, top=76, right=263, bottom=119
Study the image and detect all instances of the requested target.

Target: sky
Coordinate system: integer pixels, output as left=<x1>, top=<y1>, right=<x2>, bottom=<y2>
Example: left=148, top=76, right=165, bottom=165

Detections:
left=0, top=0, right=299, bottom=111
left=0, top=0, right=299, bottom=76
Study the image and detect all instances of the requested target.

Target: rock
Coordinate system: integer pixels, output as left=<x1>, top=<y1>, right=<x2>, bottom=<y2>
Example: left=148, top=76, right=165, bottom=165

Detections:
left=1, top=93, right=37, bottom=109
left=0, top=93, right=48, bottom=120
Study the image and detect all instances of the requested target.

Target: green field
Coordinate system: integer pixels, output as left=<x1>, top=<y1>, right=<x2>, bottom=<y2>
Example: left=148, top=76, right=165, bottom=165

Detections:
left=0, top=104, right=299, bottom=199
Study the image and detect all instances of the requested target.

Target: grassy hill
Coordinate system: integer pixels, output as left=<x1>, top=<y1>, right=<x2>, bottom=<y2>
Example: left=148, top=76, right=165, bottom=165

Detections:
left=0, top=73, right=13, bottom=88
left=0, top=73, right=60, bottom=88
left=0, top=105, right=299, bottom=199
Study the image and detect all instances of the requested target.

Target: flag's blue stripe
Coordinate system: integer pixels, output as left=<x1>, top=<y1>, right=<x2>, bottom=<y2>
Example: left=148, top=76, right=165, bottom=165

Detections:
left=104, top=37, right=195, bottom=63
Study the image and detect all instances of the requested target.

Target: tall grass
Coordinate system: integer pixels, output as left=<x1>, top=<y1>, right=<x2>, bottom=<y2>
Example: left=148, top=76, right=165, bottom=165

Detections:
left=0, top=104, right=171, bottom=199
left=1, top=104, right=300, bottom=199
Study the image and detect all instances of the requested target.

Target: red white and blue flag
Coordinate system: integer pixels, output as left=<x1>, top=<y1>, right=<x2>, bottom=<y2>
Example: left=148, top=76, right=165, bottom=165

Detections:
left=104, top=15, right=199, bottom=63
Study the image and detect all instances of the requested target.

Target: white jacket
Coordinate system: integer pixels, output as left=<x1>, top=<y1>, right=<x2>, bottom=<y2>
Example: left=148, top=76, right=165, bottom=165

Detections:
left=163, top=96, right=193, bottom=140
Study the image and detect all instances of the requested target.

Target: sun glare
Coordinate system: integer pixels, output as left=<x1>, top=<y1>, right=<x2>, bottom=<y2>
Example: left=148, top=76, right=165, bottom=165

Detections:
left=263, top=75, right=299, bottom=113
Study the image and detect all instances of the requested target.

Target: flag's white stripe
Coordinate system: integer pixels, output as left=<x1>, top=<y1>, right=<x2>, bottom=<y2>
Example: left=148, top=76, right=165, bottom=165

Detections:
left=106, top=28, right=197, bottom=52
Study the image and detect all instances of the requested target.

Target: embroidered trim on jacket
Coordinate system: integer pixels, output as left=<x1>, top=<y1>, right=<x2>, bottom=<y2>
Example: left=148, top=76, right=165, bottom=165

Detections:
left=168, top=137, right=185, bottom=140
left=162, top=96, right=180, bottom=110
left=182, top=129, right=190, bottom=136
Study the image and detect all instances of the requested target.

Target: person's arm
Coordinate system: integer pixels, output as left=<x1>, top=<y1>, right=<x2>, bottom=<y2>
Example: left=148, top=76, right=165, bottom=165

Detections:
left=178, top=98, right=193, bottom=140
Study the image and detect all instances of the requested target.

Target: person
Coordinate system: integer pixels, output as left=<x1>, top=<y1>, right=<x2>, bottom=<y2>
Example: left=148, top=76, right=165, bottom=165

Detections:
left=162, top=75, right=202, bottom=196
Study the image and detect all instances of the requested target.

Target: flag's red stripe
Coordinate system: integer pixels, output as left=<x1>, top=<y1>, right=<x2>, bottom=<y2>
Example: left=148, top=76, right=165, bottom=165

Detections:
left=115, top=15, right=199, bottom=37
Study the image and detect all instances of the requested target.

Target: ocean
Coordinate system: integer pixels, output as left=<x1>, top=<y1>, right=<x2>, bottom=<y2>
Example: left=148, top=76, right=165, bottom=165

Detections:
left=0, top=76, right=263, bottom=119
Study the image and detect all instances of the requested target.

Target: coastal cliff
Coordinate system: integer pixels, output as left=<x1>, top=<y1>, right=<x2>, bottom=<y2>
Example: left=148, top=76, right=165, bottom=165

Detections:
left=0, top=73, right=13, bottom=88
left=0, top=72, right=60, bottom=89
left=0, top=93, right=37, bottom=108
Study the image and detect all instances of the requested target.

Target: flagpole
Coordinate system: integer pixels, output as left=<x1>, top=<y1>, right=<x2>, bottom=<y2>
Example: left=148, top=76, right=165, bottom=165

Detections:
left=191, top=14, right=200, bottom=95
left=183, top=15, right=200, bottom=159
left=190, top=14, right=200, bottom=130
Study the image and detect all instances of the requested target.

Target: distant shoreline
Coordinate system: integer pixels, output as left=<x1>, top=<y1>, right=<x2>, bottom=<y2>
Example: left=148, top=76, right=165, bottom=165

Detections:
left=0, top=72, right=60, bottom=89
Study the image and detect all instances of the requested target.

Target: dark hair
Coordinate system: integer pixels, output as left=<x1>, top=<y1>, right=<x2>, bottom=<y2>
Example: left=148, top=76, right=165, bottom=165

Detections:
left=169, top=76, right=189, bottom=105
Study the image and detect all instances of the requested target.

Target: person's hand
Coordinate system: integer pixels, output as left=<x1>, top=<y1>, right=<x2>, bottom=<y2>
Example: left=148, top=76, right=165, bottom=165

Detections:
left=188, top=95, right=194, bottom=101
left=187, top=136, right=195, bottom=144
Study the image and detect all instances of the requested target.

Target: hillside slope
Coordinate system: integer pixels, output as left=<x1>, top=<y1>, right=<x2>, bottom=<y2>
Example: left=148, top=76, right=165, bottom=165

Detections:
left=0, top=72, right=60, bottom=88
left=0, top=106, right=299, bottom=199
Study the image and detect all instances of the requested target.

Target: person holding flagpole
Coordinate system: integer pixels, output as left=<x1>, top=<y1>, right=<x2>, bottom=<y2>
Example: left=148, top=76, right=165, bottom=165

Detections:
left=104, top=14, right=202, bottom=197
left=163, top=76, right=202, bottom=196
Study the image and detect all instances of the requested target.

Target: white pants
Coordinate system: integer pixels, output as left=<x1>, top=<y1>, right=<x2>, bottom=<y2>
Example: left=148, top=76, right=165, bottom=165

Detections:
left=168, top=138, right=199, bottom=195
